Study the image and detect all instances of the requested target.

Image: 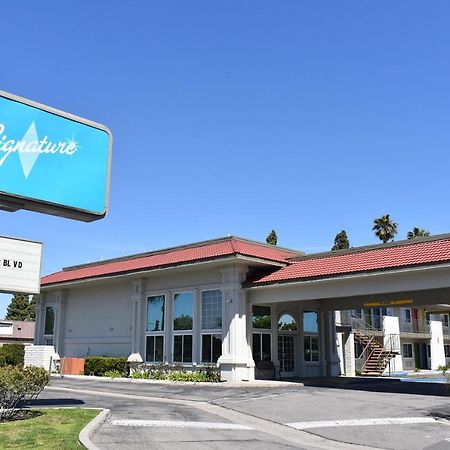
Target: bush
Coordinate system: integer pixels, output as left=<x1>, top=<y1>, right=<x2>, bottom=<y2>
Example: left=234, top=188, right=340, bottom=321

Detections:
left=438, top=363, right=450, bottom=375
left=84, top=357, right=127, bottom=376
left=0, top=366, right=49, bottom=421
left=131, top=364, right=220, bottom=382
left=104, top=370, right=125, bottom=378
left=0, top=344, right=25, bottom=367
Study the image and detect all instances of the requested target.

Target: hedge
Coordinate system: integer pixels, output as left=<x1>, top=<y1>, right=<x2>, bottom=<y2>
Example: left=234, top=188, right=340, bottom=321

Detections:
left=0, top=344, right=25, bottom=367
left=84, top=357, right=127, bottom=376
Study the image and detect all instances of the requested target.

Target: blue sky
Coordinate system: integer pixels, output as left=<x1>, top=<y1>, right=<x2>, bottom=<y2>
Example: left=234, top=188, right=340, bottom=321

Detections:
left=1, top=1, right=449, bottom=317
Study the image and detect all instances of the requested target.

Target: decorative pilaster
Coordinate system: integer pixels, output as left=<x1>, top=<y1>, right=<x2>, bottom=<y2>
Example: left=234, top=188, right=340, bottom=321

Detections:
left=321, top=311, right=340, bottom=377
left=217, top=266, right=254, bottom=381
left=129, top=279, right=146, bottom=362
left=271, top=306, right=280, bottom=378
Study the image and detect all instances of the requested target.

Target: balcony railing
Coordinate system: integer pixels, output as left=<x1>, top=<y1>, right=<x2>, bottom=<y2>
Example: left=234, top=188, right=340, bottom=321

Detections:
left=399, top=318, right=430, bottom=334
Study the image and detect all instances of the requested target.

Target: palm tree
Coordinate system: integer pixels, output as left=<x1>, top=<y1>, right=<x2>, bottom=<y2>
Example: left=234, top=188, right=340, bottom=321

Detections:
left=407, top=227, right=430, bottom=240
left=372, top=214, right=398, bottom=243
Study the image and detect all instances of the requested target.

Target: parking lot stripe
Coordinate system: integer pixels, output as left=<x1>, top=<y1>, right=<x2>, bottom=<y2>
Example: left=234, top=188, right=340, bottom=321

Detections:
left=110, top=419, right=253, bottom=430
left=287, top=417, right=440, bottom=429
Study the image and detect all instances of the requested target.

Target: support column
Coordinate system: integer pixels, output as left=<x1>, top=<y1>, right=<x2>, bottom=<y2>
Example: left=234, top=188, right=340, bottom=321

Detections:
left=382, top=315, right=403, bottom=374
left=271, top=306, right=280, bottom=378
left=128, top=279, right=145, bottom=364
left=430, top=314, right=446, bottom=370
left=34, top=295, right=44, bottom=345
left=217, top=266, right=255, bottom=382
left=53, top=291, right=67, bottom=357
left=193, top=288, right=201, bottom=365
left=322, top=311, right=340, bottom=377
left=343, top=331, right=356, bottom=377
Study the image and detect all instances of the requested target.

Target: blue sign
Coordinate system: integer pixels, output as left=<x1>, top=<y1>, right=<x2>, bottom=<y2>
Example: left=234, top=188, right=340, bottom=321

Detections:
left=0, top=90, right=111, bottom=221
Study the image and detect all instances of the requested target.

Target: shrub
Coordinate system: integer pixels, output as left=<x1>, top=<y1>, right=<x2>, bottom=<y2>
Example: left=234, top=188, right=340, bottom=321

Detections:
left=104, top=370, right=125, bottom=378
left=0, top=344, right=25, bottom=367
left=0, top=366, right=49, bottom=421
left=131, top=364, right=220, bottom=382
left=84, top=357, right=127, bottom=376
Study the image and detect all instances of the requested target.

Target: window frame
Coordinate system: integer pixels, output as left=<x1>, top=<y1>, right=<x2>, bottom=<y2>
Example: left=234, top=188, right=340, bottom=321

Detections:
left=145, top=294, right=166, bottom=363
left=172, top=291, right=195, bottom=364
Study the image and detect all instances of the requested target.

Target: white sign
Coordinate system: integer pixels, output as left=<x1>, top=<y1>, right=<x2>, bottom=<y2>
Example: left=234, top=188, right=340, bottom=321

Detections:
left=0, top=236, right=42, bottom=294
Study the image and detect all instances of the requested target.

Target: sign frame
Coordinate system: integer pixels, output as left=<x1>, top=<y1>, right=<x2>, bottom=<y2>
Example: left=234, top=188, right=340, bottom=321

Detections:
left=0, top=234, right=43, bottom=295
left=0, top=89, right=112, bottom=222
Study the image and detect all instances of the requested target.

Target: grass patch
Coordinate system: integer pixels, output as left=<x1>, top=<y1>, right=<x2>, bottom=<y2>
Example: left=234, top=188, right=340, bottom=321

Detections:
left=0, top=408, right=99, bottom=449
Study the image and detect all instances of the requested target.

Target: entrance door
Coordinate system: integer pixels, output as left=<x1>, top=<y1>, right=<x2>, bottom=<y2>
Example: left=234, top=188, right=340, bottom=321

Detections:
left=278, top=334, right=295, bottom=377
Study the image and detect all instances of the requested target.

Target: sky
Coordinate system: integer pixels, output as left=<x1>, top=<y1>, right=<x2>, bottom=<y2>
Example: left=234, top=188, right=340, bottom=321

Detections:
left=0, top=1, right=449, bottom=318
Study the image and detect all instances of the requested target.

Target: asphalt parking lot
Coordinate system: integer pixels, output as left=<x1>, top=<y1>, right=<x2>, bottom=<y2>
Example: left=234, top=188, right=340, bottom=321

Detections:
left=35, top=376, right=450, bottom=450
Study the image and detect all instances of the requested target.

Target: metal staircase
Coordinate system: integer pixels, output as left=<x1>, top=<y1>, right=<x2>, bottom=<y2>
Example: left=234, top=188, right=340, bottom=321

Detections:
left=352, top=317, right=399, bottom=376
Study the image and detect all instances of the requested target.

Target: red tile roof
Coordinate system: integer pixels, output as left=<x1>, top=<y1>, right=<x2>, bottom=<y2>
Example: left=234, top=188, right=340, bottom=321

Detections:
left=41, top=237, right=301, bottom=287
left=249, top=236, right=450, bottom=286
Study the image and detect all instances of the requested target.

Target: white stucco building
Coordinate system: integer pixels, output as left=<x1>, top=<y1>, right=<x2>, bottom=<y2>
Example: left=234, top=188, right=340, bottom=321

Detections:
left=35, top=234, right=450, bottom=381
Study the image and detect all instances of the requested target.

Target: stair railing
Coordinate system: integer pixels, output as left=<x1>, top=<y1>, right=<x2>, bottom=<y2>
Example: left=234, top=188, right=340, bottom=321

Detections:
left=351, top=317, right=381, bottom=373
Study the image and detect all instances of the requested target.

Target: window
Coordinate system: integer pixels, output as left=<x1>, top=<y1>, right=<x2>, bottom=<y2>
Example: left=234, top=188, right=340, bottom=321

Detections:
left=252, top=306, right=271, bottom=329
left=402, top=343, right=413, bottom=358
left=303, top=311, right=318, bottom=333
left=444, top=345, right=450, bottom=358
left=442, top=315, right=449, bottom=328
left=173, top=292, right=193, bottom=330
left=146, top=335, right=164, bottom=362
left=403, top=309, right=411, bottom=324
left=252, top=333, right=271, bottom=362
left=278, top=314, right=297, bottom=331
left=427, top=344, right=431, bottom=358
left=146, top=295, right=165, bottom=363
left=202, top=334, right=222, bottom=363
left=173, top=335, right=192, bottom=363
left=201, top=290, right=222, bottom=364
left=426, top=312, right=431, bottom=324
left=304, top=336, right=319, bottom=362
left=147, top=295, right=165, bottom=332
left=173, top=292, right=194, bottom=363
left=201, top=290, right=222, bottom=330
left=44, top=307, right=55, bottom=336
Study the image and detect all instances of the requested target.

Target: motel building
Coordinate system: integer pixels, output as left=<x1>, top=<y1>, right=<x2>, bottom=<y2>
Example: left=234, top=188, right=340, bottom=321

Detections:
left=34, top=234, right=450, bottom=381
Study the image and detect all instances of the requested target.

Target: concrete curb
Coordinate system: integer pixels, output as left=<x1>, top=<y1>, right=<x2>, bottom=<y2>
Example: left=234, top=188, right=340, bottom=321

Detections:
left=78, top=408, right=110, bottom=450
left=52, top=373, right=300, bottom=388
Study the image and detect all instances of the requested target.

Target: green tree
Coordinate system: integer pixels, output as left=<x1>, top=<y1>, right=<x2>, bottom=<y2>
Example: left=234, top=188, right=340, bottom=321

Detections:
left=332, top=230, right=350, bottom=251
left=407, top=227, right=430, bottom=240
left=5, top=295, right=34, bottom=321
left=266, top=229, right=278, bottom=245
left=372, top=214, right=398, bottom=243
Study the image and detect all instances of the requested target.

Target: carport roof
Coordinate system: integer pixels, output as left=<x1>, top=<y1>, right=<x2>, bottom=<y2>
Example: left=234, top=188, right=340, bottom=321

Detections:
left=41, top=236, right=301, bottom=287
left=248, top=234, right=450, bottom=286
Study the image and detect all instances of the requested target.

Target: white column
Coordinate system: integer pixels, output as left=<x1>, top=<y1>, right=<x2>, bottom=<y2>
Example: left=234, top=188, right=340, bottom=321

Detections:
left=193, top=288, right=201, bottom=365
left=128, top=280, right=145, bottom=363
left=271, top=305, right=280, bottom=378
left=165, top=290, right=173, bottom=363
left=322, top=311, right=340, bottom=377
left=382, top=315, right=403, bottom=373
left=343, top=331, right=356, bottom=377
left=217, top=266, right=255, bottom=381
left=34, top=295, right=44, bottom=345
left=430, top=314, right=446, bottom=370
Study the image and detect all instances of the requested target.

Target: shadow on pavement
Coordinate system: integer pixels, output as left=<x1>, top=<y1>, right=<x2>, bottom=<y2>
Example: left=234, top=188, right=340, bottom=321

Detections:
left=26, top=398, right=85, bottom=406
left=288, top=377, right=450, bottom=397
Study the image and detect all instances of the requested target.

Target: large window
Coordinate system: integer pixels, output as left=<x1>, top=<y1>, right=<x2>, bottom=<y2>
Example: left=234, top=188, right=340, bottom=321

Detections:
left=173, top=335, right=192, bottom=363
left=202, top=334, right=222, bottom=363
left=252, top=306, right=271, bottom=329
left=201, top=290, right=222, bottom=363
left=146, top=295, right=165, bottom=363
left=173, top=292, right=194, bottom=363
left=253, top=333, right=271, bottom=362
left=304, top=336, right=319, bottom=362
left=146, top=335, right=164, bottom=362
left=44, top=307, right=55, bottom=336
left=304, top=311, right=319, bottom=362
left=147, top=295, right=165, bottom=332
left=252, top=306, right=271, bottom=363
left=173, top=292, right=193, bottom=330
left=202, top=290, right=222, bottom=330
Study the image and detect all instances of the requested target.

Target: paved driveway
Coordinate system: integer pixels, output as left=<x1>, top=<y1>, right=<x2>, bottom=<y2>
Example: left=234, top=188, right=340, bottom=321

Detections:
left=35, top=376, right=450, bottom=450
